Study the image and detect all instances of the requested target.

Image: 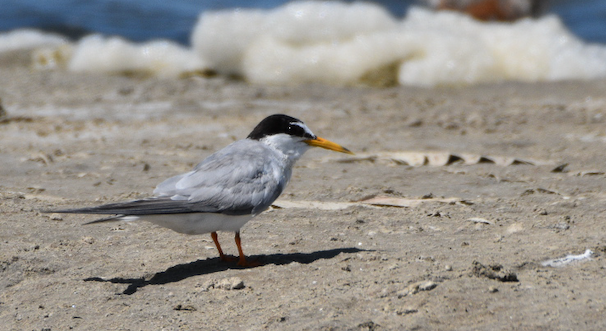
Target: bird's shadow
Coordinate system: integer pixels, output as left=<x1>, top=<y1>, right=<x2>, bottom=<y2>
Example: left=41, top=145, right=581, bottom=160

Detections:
left=84, top=247, right=368, bottom=295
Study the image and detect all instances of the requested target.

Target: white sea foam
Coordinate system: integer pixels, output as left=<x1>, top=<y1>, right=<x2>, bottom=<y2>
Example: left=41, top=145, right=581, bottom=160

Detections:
left=192, top=2, right=606, bottom=86
left=192, top=1, right=398, bottom=77
left=67, top=35, right=205, bottom=77
left=12, top=1, right=606, bottom=85
left=0, top=29, right=67, bottom=53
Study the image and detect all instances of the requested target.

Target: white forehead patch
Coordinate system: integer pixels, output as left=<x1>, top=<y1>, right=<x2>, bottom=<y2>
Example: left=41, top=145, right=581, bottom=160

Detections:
left=290, top=121, right=315, bottom=137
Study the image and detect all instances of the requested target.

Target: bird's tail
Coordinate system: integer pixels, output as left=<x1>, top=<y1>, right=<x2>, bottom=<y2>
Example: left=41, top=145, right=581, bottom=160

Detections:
left=84, top=215, right=125, bottom=225
left=41, top=207, right=137, bottom=225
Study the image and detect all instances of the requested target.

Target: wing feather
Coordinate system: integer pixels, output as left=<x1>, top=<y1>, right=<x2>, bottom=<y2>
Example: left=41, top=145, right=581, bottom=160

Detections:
left=167, top=139, right=288, bottom=215
left=46, top=139, right=289, bottom=217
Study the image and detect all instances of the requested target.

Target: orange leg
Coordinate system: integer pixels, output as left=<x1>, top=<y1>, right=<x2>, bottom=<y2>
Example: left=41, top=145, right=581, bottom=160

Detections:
left=211, top=232, right=236, bottom=262
left=234, top=231, right=259, bottom=267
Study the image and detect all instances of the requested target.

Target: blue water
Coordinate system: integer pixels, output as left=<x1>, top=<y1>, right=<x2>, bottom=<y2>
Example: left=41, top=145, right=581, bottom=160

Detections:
left=1, top=0, right=605, bottom=45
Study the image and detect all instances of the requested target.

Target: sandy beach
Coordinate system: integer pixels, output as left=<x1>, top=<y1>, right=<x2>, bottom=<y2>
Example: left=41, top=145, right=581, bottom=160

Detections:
left=1, top=48, right=606, bottom=330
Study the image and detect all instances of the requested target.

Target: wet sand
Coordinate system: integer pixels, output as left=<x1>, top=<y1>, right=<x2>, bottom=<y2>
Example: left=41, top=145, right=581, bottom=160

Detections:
left=1, top=49, right=606, bottom=330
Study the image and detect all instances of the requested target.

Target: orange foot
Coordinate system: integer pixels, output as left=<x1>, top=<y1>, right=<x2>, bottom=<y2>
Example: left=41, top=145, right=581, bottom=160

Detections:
left=211, top=231, right=262, bottom=267
left=234, top=231, right=261, bottom=267
left=218, top=255, right=238, bottom=263
left=237, top=256, right=261, bottom=268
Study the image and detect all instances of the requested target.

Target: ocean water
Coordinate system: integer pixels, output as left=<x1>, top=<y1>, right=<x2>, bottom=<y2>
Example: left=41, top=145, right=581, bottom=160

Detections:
left=1, top=0, right=606, bottom=87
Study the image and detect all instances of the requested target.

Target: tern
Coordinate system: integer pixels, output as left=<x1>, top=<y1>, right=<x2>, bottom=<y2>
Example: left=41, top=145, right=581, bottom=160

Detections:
left=45, top=114, right=352, bottom=266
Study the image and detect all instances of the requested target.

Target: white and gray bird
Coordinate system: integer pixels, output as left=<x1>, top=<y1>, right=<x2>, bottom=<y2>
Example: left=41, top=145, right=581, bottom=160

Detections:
left=46, top=114, right=352, bottom=266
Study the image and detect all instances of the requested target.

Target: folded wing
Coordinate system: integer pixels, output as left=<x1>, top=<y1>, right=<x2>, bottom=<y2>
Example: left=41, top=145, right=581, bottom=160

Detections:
left=51, top=140, right=287, bottom=217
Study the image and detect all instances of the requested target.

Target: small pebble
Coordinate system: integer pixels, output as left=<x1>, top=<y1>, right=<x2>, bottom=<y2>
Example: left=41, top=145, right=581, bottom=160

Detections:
left=445, top=265, right=453, bottom=271
left=489, top=286, right=499, bottom=293
left=49, top=213, right=63, bottom=221
left=80, top=236, right=95, bottom=244
left=506, top=223, right=524, bottom=234
left=173, top=304, right=196, bottom=311
left=217, top=277, right=245, bottom=290
left=397, top=280, right=438, bottom=298
left=418, top=281, right=437, bottom=291
left=397, top=308, right=418, bottom=315
left=467, top=217, right=493, bottom=225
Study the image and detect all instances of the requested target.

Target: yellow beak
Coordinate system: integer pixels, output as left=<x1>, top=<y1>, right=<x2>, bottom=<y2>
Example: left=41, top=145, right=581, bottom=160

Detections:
left=305, top=136, right=353, bottom=154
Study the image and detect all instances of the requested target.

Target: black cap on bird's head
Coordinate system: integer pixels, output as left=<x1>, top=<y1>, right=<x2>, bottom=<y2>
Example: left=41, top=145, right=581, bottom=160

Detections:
left=247, top=114, right=314, bottom=140
left=248, top=114, right=353, bottom=154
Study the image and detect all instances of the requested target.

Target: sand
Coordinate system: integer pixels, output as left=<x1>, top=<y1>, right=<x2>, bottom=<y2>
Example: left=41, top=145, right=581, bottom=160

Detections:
left=1, top=49, right=606, bottom=330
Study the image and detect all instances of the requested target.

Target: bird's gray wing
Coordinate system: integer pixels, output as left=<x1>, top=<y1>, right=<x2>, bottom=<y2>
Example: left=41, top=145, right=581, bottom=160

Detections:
left=45, top=140, right=288, bottom=217
left=154, top=139, right=288, bottom=215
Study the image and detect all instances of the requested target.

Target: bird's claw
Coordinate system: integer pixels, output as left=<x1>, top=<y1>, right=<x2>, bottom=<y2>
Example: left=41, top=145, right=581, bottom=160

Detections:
left=237, top=257, right=261, bottom=268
